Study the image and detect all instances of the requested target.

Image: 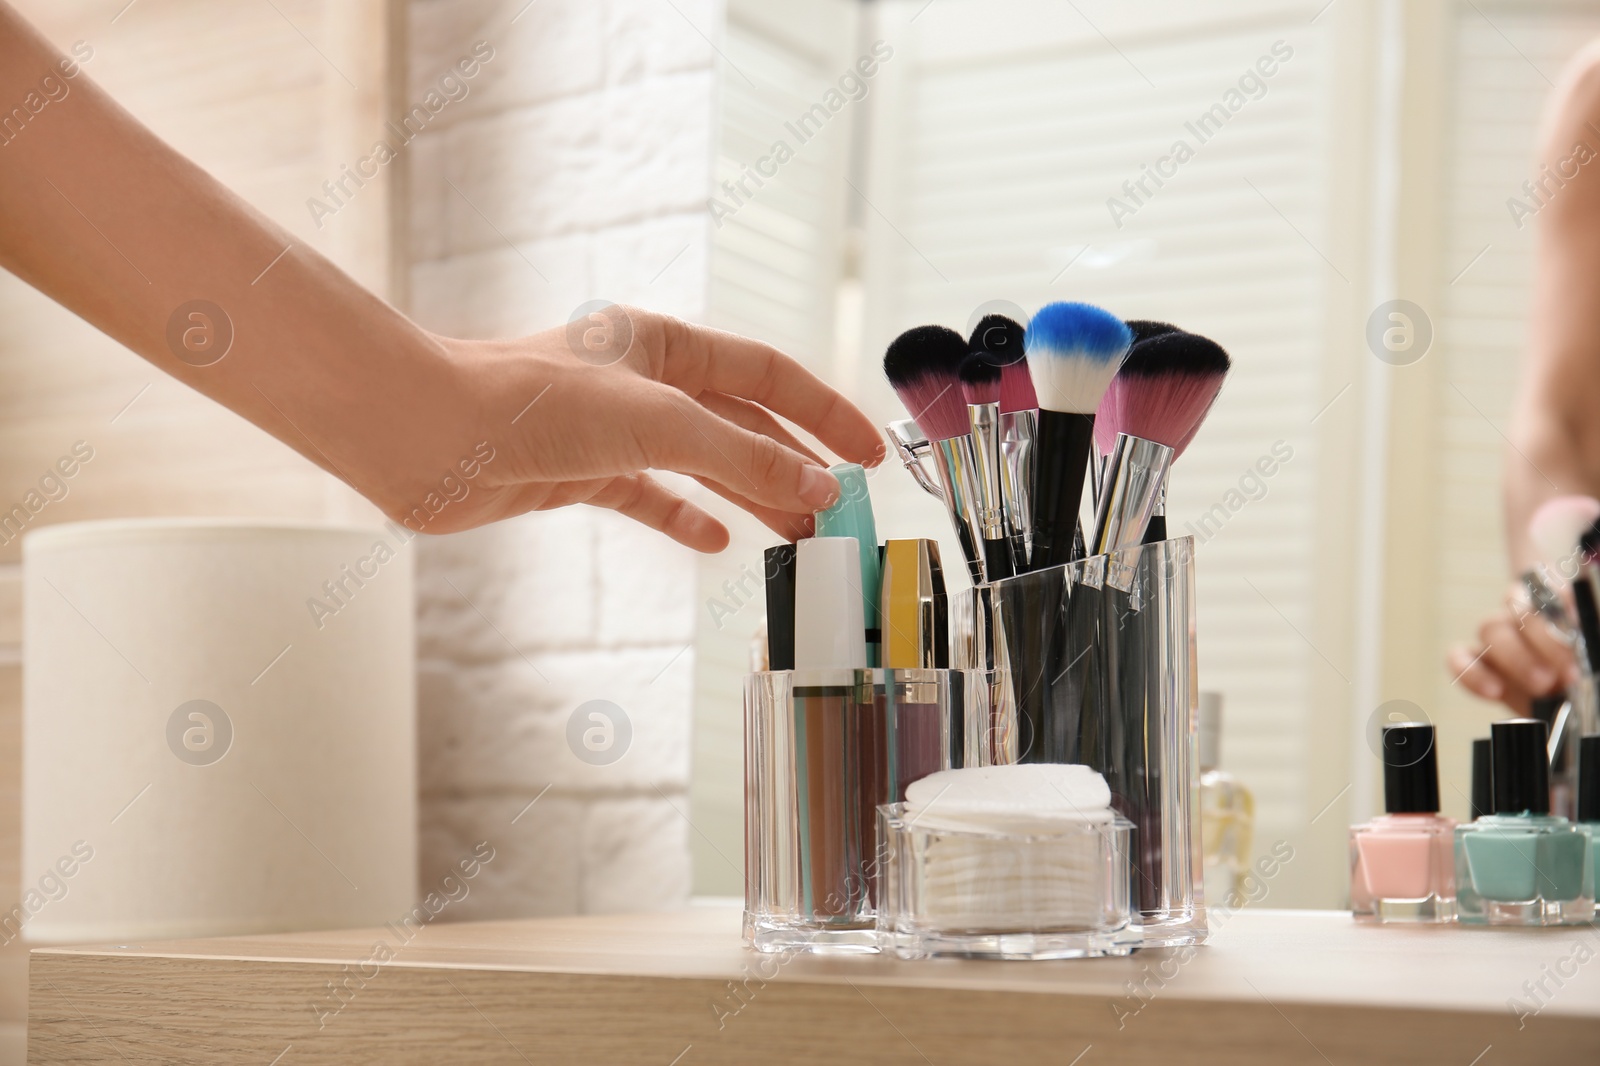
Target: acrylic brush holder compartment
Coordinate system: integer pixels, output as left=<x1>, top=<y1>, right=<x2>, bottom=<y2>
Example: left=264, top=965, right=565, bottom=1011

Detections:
left=742, top=668, right=967, bottom=953
left=875, top=802, right=1139, bottom=960
left=955, top=537, right=1207, bottom=948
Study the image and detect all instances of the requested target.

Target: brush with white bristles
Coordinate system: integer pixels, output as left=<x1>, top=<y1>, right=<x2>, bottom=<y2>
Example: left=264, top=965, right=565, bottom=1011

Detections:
left=1094, top=329, right=1231, bottom=543
left=884, top=325, right=986, bottom=585
left=1023, top=302, right=1132, bottom=570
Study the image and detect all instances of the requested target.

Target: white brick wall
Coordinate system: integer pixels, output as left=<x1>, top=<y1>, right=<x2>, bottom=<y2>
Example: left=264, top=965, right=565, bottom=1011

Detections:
left=406, top=0, right=720, bottom=915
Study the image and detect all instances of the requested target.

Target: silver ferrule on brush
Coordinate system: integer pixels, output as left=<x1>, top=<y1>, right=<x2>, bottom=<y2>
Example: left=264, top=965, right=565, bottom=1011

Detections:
left=886, top=420, right=944, bottom=502
left=927, top=434, right=986, bottom=586
left=966, top=402, right=1007, bottom=543
left=1520, top=568, right=1574, bottom=638
left=1089, top=433, right=1174, bottom=556
left=999, top=410, right=1035, bottom=564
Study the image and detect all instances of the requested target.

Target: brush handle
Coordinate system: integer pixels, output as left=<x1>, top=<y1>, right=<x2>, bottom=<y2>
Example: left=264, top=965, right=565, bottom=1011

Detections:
left=1141, top=474, right=1169, bottom=544
left=1029, top=410, right=1096, bottom=570
left=1090, top=434, right=1172, bottom=555
left=999, top=410, right=1036, bottom=572
left=927, top=435, right=986, bottom=586
left=1574, top=565, right=1600, bottom=676
left=967, top=402, right=1013, bottom=582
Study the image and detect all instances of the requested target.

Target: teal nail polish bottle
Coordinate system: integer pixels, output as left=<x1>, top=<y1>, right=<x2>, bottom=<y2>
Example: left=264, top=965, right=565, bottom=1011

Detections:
left=815, top=463, right=880, bottom=666
left=1579, top=735, right=1600, bottom=900
left=1454, top=718, right=1594, bottom=926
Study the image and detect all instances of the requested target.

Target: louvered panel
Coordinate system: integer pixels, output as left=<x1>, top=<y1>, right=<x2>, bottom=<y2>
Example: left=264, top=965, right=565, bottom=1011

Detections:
left=866, top=4, right=1329, bottom=850
left=1430, top=3, right=1600, bottom=771
left=692, top=0, right=858, bottom=896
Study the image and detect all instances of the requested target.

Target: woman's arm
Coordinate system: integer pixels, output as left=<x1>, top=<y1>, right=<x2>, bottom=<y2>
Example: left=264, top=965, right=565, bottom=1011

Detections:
left=0, top=3, right=883, bottom=551
left=1449, top=41, right=1600, bottom=707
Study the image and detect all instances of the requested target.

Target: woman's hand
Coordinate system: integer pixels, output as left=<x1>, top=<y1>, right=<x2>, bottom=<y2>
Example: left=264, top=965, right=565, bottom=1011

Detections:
left=1447, top=580, right=1578, bottom=712
left=345, top=309, right=885, bottom=551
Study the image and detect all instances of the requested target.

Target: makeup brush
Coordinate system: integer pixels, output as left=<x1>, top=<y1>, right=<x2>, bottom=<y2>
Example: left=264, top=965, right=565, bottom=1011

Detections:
left=1023, top=302, right=1133, bottom=570
left=1524, top=496, right=1600, bottom=647
left=884, top=326, right=985, bottom=585
left=1094, top=330, right=1231, bottom=543
left=959, top=353, right=1012, bottom=581
left=1570, top=515, right=1600, bottom=680
left=971, top=314, right=1035, bottom=572
left=1125, top=319, right=1181, bottom=345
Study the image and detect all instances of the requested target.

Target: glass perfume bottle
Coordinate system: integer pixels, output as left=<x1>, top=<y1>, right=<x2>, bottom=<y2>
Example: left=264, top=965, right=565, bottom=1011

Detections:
left=1198, top=693, right=1254, bottom=909
left=1349, top=723, right=1455, bottom=922
left=1455, top=718, right=1595, bottom=926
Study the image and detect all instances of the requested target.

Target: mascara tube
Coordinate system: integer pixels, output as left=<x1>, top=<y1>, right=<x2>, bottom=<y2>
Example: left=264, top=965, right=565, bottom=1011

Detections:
left=815, top=463, right=881, bottom=665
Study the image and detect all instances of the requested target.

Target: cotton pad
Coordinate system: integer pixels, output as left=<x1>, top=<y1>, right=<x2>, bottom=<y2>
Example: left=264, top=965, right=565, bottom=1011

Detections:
left=904, top=763, right=1113, bottom=834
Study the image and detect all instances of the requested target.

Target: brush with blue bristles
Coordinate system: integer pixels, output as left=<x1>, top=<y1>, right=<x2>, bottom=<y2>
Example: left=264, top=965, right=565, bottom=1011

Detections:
left=1023, top=302, right=1133, bottom=570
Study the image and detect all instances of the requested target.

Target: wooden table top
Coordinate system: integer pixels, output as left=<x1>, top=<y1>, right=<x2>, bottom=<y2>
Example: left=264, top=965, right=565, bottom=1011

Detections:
left=28, top=903, right=1600, bottom=1064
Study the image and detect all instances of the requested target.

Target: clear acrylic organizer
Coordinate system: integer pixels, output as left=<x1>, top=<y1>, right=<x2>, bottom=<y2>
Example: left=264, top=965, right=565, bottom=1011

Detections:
left=955, top=538, right=1208, bottom=947
left=876, top=802, right=1139, bottom=960
left=743, top=668, right=966, bottom=953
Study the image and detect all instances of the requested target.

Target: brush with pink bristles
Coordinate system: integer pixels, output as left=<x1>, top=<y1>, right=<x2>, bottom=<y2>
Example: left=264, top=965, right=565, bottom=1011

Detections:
left=970, top=314, right=1036, bottom=573
left=884, top=325, right=986, bottom=584
left=1093, top=329, right=1231, bottom=543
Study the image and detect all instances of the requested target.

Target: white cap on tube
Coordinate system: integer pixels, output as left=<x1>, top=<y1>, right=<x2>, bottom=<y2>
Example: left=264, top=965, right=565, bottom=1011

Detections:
left=793, top=537, right=867, bottom=672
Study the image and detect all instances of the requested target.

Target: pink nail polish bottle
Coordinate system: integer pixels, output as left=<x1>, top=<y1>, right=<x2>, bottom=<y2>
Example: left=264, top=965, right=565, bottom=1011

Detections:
left=1349, top=723, right=1456, bottom=923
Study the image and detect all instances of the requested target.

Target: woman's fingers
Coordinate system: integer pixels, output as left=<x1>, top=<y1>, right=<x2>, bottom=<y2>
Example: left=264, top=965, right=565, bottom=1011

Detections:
left=640, top=387, right=842, bottom=514
left=583, top=473, right=729, bottom=552
left=659, top=316, right=886, bottom=469
left=1475, top=614, right=1566, bottom=697
left=475, top=474, right=729, bottom=552
left=693, top=476, right=816, bottom=543
left=1448, top=643, right=1508, bottom=702
left=698, top=390, right=827, bottom=466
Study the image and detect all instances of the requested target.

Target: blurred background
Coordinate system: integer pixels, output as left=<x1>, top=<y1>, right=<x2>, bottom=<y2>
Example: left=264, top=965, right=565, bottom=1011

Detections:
left=0, top=0, right=1595, bottom=1049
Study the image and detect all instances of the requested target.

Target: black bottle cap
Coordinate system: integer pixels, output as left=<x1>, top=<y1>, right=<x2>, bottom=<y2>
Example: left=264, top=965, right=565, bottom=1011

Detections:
left=763, top=545, right=797, bottom=671
left=1470, top=738, right=1493, bottom=820
left=1491, top=718, right=1550, bottom=815
left=1579, top=734, right=1600, bottom=823
left=1381, top=723, right=1439, bottom=813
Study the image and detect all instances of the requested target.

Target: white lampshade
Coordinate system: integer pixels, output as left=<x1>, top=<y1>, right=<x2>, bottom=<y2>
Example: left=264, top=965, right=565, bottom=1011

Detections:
left=22, top=519, right=416, bottom=940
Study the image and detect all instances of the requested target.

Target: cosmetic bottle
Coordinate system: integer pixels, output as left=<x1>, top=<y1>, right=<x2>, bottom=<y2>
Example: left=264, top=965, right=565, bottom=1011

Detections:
left=1198, top=693, right=1253, bottom=910
left=1349, top=723, right=1455, bottom=923
left=1469, top=738, right=1491, bottom=821
left=1579, top=735, right=1600, bottom=897
left=1454, top=718, right=1595, bottom=925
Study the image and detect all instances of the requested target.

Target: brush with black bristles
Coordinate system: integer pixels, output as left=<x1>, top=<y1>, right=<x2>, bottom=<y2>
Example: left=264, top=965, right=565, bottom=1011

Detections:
left=959, top=352, right=1013, bottom=582
left=1094, top=329, right=1231, bottom=544
left=884, top=325, right=986, bottom=586
left=1023, top=302, right=1133, bottom=571
left=970, top=313, right=1035, bottom=573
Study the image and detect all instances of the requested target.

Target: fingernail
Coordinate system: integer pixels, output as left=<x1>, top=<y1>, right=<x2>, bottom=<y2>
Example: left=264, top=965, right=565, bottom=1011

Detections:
left=800, top=465, right=840, bottom=509
left=1530, top=668, right=1555, bottom=693
left=866, top=441, right=887, bottom=468
left=1484, top=679, right=1504, bottom=701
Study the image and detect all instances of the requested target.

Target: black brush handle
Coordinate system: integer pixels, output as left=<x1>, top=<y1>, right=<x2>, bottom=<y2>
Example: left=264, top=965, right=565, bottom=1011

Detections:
left=1142, top=514, right=1167, bottom=543
left=1030, top=410, right=1095, bottom=570
left=982, top=537, right=1013, bottom=582
left=1573, top=571, right=1600, bottom=675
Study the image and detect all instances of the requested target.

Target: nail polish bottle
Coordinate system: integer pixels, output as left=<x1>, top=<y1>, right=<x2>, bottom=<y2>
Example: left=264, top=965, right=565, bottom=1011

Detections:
left=1199, top=693, right=1254, bottom=910
left=1469, top=738, right=1492, bottom=821
left=1454, top=718, right=1595, bottom=926
left=1578, top=735, right=1600, bottom=899
left=1349, top=723, right=1455, bottom=923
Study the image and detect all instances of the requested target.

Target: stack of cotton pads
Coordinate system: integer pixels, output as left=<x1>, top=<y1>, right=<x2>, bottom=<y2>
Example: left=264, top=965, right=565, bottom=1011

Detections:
left=903, top=764, right=1115, bottom=932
